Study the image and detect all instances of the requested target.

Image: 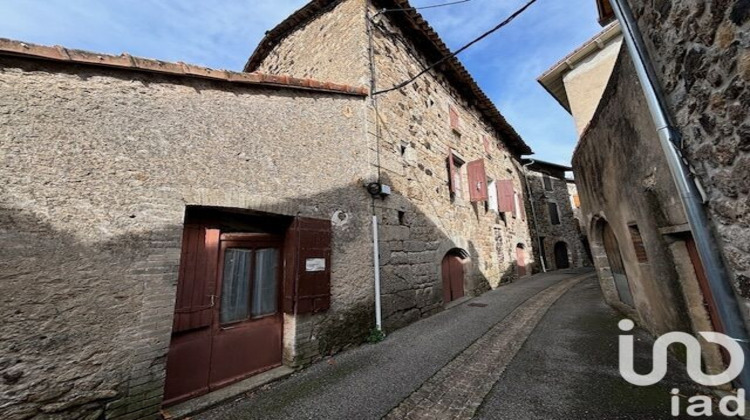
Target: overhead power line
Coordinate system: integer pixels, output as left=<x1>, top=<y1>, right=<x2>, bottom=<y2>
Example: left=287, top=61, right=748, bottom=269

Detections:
left=372, top=0, right=539, bottom=96
left=376, top=0, right=473, bottom=15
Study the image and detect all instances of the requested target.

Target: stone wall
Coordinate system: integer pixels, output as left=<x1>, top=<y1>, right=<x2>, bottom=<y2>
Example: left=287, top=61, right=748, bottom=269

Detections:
left=573, top=48, right=702, bottom=336
left=525, top=170, right=591, bottom=270
left=0, top=57, right=371, bottom=419
left=252, top=0, right=534, bottom=331
left=254, top=0, right=369, bottom=87
left=625, top=0, right=750, bottom=314
left=368, top=2, right=533, bottom=329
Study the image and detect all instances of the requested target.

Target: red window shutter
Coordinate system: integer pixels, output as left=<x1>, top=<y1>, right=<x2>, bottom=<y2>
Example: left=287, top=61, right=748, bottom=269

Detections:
left=447, top=150, right=457, bottom=193
left=283, top=217, right=332, bottom=314
left=173, top=225, right=219, bottom=333
left=496, top=180, right=514, bottom=212
left=467, top=159, right=489, bottom=202
left=449, top=105, right=460, bottom=132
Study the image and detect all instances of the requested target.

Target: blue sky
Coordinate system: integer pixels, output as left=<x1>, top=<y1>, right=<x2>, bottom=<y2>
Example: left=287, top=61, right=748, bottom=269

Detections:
left=0, top=0, right=602, bottom=165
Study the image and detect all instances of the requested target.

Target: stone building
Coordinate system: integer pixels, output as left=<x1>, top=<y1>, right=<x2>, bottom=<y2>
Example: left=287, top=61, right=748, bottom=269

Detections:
left=0, top=40, right=374, bottom=419
left=246, top=0, right=535, bottom=329
left=0, top=0, right=536, bottom=418
left=522, top=159, right=591, bottom=271
left=540, top=0, right=748, bottom=381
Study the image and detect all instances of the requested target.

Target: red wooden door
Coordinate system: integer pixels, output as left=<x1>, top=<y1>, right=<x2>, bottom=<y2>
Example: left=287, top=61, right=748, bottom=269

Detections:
left=209, top=233, right=283, bottom=389
left=442, top=254, right=465, bottom=303
left=516, top=246, right=526, bottom=277
left=164, top=230, right=283, bottom=406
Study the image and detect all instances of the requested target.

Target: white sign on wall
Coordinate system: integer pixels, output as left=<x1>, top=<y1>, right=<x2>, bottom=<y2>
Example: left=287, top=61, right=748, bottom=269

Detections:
left=305, top=258, right=326, bottom=272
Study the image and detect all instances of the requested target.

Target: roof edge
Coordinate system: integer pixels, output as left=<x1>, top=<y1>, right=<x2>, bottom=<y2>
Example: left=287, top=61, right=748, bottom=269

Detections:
left=0, top=38, right=368, bottom=96
left=243, top=0, right=532, bottom=156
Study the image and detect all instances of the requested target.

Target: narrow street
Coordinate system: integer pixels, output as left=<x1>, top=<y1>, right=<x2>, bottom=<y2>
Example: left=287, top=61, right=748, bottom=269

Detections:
left=196, top=270, right=706, bottom=420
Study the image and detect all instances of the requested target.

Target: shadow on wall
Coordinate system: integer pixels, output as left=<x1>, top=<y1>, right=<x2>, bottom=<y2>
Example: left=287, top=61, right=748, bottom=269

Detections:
left=0, top=176, right=529, bottom=417
left=0, top=205, right=183, bottom=419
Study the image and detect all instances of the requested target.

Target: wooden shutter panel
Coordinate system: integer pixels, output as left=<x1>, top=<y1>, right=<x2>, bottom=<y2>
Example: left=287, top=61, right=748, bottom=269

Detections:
left=467, top=159, right=489, bottom=202
left=173, top=225, right=219, bottom=333
left=449, top=105, right=460, bottom=132
left=497, top=180, right=514, bottom=212
left=283, top=217, right=332, bottom=314
left=447, top=150, right=457, bottom=193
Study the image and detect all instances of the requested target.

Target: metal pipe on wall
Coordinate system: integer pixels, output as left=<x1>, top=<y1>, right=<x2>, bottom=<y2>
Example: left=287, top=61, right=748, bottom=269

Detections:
left=372, top=215, right=383, bottom=331
left=610, top=0, right=750, bottom=388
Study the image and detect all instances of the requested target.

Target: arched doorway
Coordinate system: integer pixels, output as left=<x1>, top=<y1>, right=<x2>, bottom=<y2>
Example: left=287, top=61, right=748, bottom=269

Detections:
left=441, top=250, right=465, bottom=303
left=601, top=222, right=634, bottom=306
left=515, top=244, right=527, bottom=278
left=554, top=241, right=570, bottom=269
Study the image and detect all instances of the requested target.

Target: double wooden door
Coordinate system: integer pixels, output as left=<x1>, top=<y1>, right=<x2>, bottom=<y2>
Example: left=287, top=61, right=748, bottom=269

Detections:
left=163, top=227, right=283, bottom=405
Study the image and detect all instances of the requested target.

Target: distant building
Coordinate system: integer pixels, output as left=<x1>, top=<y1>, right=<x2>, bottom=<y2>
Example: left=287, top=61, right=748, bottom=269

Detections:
left=522, top=159, right=591, bottom=271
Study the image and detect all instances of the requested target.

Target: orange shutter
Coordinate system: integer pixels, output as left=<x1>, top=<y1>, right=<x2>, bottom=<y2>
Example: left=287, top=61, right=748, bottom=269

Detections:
left=284, top=217, right=332, bottom=314
left=467, top=159, right=489, bottom=202
left=496, top=180, right=514, bottom=212
left=172, top=225, right=220, bottom=333
left=573, top=194, right=581, bottom=208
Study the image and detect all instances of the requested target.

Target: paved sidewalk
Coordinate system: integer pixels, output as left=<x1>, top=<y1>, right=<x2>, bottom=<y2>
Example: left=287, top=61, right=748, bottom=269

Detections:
left=196, top=269, right=588, bottom=420
left=475, top=276, right=712, bottom=420
left=195, top=269, right=712, bottom=420
left=385, top=274, right=588, bottom=420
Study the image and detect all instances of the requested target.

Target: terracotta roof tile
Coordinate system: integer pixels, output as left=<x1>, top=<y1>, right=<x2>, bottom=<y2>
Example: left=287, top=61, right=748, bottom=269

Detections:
left=0, top=37, right=367, bottom=97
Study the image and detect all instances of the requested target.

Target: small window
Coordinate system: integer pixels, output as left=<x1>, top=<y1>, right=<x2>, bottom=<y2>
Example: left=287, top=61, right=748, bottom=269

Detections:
left=543, top=175, right=553, bottom=191
left=220, top=246, right=279, bottom=324
left=629, top=224, right=648, bottom=263
left=487, top=179, right=498, bottom=212
left=251, top=248, right=279, bottom=318
left=400, top=142, right=408, bottom=156
left=398, top=210, right=406, bottom=225
left=221, top=248, right=253, bottom=324
left=548, top=202, right=560, bottom=225
left=449, top=105, right=460, bottom=133
left=448, top=154, right=465, bottom=200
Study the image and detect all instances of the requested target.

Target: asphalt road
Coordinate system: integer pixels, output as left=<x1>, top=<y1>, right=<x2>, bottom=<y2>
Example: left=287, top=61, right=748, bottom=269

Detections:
left=196, top=269, right=719, bottom=419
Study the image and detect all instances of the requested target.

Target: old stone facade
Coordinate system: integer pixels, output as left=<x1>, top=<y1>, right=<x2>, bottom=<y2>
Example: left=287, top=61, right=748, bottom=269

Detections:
left=0, top=46, right=372, bottom=419
left=0, top=0, right=537, bottom=417
left=522, top=160, right=591, bottom=271
left=249, top=0, right=535, bottom=330
left=625, top=0, right=750, bottom=312
left=551, top=0, right=749, bottom=382
left=572, top=46, right=726, bottom=380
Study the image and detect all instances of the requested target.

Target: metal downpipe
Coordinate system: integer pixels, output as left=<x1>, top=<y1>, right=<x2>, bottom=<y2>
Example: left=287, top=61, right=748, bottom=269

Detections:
left=610, top=0, right=750, bottom=389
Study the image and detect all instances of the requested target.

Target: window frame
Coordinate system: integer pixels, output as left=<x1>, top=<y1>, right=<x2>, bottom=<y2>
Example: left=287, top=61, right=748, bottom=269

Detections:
left=217, top=234, right=283, bottom=327
left=548, top=202, right=561, bottom=225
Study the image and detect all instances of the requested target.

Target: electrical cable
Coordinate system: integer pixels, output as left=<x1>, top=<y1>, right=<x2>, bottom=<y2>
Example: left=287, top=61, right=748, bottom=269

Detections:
left=372, top=0, right=538, bottom=96
left=376, top=0, right=472, bottom=15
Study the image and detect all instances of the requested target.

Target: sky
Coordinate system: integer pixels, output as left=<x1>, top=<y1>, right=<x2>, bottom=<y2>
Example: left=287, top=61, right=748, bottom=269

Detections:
left=0, top=0, right=602, bottom=166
